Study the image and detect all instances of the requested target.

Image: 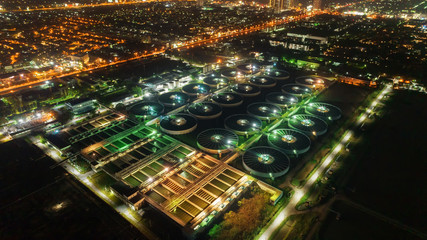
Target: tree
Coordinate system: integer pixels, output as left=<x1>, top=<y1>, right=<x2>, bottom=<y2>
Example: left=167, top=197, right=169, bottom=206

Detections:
left=208, top=224, right=222, bottom=238
left=132, top=86, right=143, bottom=96
left=40, top=136, right=47, bottom=144
left=213, top=192, right=270, bottom=240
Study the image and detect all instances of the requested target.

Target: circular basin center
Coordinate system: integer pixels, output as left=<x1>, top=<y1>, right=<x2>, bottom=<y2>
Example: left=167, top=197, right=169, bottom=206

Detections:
left=211, top=134, right=224, bottom=143
left=317, top=106, right=329, bottom=113
left=282, top=134, right=297, bottom=143
left=301, top=119, right=314, bottom=127
left=171, top=117, right=187, bottom=126
left=237, top=119, right=250, bottom=126
left=258, top=154, right=274, bottom=164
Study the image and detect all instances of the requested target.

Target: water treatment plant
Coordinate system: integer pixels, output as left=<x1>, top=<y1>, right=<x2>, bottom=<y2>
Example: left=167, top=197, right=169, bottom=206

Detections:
left=4, top=2, right=425, bottom=240
left=33, top=57, right=350, bottom=240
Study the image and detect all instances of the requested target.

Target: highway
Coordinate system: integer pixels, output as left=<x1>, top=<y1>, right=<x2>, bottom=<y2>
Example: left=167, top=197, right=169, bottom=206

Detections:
left=1, top=1, right=164, bottom=13
left=257, top=84, right=392, bottom=240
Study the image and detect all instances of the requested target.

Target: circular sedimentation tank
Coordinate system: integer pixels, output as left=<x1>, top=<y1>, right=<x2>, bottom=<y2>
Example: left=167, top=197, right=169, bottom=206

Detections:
left=160, top=114, right=198, bottom=135
left=263, top=69, right=290, bottom=80
left=249, top=76, right=277, bottom=88
left=203, top=76, right=230, bottom=88
left=281, top=84, right=312, bottom=97
left=305, top=102, right=342, bottom=121
left=224, top=114, right=262, bottom=136
left=237, top=63, right=260, bottom=75
left=255, top=61, right=274, bottom=70
left=158, top=92, right=190, bottom=108
left=295, top=76, right=326, bottom=88
left=288, top=114, right=328, bottom=136
left=129, top=102, right=164, bottom=119
left=268, top=129, right=311, bottom=155
left=211, top=92, right=243, bottom=107
left=181, top=83, right=211, bottom=96
left=247, top=102, right=282, bottom=121
left=243, top=147, right=290, bottom=178
left=187, top=102, right=222, bottom=119
left=221, top=69, right=243, bottom=80
left=197, top=128, right=238, bottom=154
left=231, top=84, right=261, bottom=97
left=265, top=92, right=299, bottom=108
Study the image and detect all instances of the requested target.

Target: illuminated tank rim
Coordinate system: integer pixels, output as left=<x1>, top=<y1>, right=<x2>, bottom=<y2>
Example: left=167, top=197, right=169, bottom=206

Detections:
left=305, top=102, right=342, bottom=121
left=211, top=92, right=243, bottom=107
left=247, top=102, right=282, bottom=120
left=197, top=128, right=239, bottom=153
left=243, top=146, right=290, bottom=178
left=181, top=83, right=211, bottom=96
left=129, top=101, right=164, bottom=118
left=249, top=76, right=277, bottom=88
left=281, top=84, right=312, bottom=96
left=221, top=69, right=241, bottom=78
left=160, top=114, right=198, bottom=135
left=187, top=102, right=223, bottom=119
left=158, top=92, right=190, bottom=107
left=265, top=92, right=299, bottom=107
left=263, top=69, right=290, bottom=80
left=295, top=76, right=327, bottom=88
left=224, top=114, right=262, bottom=135
left=288, top=114, right=328, bottom=136
left=231, top=84, right=261, bottom=97
left=267, top=128, right=311, bottom=154
left=203, top=76, right=230, bottom=87
left=237, top=63, right=260, bottom=74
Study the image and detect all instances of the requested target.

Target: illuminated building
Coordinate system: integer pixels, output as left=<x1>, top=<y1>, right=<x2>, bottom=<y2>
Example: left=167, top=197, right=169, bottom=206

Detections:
left=313, top=0, right=322, bottom=10
left=270, top=0, right=290, bottom=13
left=65, top=98, right=97, bottom=115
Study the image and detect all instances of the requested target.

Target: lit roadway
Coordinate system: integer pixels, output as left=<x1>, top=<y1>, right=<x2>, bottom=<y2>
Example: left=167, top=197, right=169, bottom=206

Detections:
left=258, top=84, right=392, bottom=240
left=0, top=10, right=325, bottom=96
left=1, top=1, right=164, bottom=13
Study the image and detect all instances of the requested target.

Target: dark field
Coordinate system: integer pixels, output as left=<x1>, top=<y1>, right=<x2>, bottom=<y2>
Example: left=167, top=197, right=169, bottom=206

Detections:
left=345, top=91, right=427, bottom=231
left=319, top=201, right=423, bottom=240
left=318, top=90, right=427, bottom=239
left=316, top=82, right=372, bottom=119
left=0, top=139, right=143, bottom=240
